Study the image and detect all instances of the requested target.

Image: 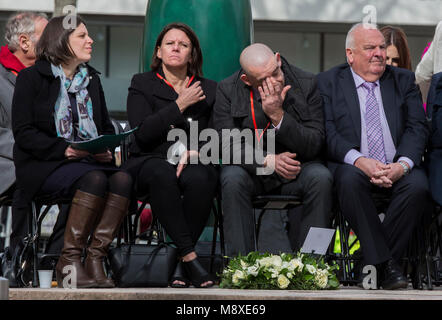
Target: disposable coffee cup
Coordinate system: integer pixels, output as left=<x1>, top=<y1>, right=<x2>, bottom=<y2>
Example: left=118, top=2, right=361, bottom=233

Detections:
left=38, top=270, right=53, bottom=289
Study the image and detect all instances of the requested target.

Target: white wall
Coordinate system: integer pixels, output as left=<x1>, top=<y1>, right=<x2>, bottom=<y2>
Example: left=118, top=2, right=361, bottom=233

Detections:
left=0, top=0, right=148, bottom=16
left=0, top=0, right=440, bottom=25
left=252, top=0, right=441, bottom=25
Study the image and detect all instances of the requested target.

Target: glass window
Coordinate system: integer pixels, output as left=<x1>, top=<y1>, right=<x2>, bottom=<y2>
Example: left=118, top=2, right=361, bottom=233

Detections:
left=101, top=25, right=143, bottom=112
left=323, top=33, right=347, bottom=72
left=87, top=25, right=106, bottom=75
left=408, top=35, right=433, bottom=71
left=254, top=31, right=320, bottom=74
left=0, top=21, right=6, bottom=47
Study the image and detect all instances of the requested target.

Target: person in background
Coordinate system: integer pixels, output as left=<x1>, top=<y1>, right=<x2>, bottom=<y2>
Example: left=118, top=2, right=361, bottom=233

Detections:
left=416, top=21, right=442, bottom=104
left=124, top=23, right=217, bottom=288
left=12, top=16, right=132, bottom=288
left=0, top=11, right=48, bottom=285
left=380, top=26, right=412, bottom=70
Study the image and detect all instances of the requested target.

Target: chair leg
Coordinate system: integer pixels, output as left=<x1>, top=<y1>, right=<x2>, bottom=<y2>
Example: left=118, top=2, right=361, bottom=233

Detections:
left=210, top=200, right=219, bottom=274
left=31, top=202, right=39, bottom=287
left=216, top=196, right=226, bottom=268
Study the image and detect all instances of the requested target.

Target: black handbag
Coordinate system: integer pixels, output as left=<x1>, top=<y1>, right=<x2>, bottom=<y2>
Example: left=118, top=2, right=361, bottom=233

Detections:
left=107, top=220, right=178, bottom=288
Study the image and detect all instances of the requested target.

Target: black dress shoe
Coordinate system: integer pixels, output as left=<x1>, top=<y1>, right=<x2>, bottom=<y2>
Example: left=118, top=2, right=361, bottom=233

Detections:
left=378, top=259, right=408, bottom=290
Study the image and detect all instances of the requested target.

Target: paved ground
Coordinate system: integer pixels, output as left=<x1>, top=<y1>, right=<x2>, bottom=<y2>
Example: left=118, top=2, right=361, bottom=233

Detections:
left=8, top=285, right=442, bottom=300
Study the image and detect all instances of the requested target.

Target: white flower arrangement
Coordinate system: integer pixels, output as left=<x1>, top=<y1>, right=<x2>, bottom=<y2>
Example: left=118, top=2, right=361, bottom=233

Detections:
left=220, top=252, right=339, bottom=290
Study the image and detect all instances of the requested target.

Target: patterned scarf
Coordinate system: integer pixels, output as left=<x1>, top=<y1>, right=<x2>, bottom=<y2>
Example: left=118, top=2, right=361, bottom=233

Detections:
left=51, top=63, right=98, bottom=141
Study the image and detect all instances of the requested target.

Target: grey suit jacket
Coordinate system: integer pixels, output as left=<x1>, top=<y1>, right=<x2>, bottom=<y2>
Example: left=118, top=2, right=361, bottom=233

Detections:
left=0, top=63, right=17, bottom=195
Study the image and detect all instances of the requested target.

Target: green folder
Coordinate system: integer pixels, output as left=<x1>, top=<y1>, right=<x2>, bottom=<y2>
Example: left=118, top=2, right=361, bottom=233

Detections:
left=69, top=127, right=138, bottom=154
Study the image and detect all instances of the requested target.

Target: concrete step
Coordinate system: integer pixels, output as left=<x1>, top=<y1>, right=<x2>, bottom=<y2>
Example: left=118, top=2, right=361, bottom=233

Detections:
left=9, top=285, right=442, bottom=300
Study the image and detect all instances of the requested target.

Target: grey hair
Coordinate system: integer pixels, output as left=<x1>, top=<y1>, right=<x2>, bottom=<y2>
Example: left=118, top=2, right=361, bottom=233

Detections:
left=345, top=22, right=379, bottom=49
left=4, top=11, right=48, bottom=52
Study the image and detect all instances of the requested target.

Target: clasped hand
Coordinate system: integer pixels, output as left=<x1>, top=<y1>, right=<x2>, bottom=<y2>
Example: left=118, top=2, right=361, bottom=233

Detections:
left=65, top=146, right=112, bottom=163
left=265, top=152, right=301, bottom=180
left=354, top=157, right=404, bottom=188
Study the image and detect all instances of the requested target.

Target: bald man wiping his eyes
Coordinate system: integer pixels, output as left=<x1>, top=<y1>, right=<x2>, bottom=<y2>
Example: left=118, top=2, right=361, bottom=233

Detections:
left=213, top=43, right=333, bottom=257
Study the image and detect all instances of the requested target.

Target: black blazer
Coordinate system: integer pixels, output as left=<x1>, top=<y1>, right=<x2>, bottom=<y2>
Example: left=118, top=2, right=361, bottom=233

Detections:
left=427, top=72, right=442, bottom=205
left=124, top=70, right=217, bottom=176
left=11, top=59, right=114, bottom=202
left=316, top=63, right=429, bottom=174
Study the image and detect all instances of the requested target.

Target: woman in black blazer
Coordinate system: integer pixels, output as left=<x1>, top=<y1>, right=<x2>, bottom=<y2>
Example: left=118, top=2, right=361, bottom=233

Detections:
left=11, top=16, right=132, bottom=288
left=125, top=23, right=218, bottom=288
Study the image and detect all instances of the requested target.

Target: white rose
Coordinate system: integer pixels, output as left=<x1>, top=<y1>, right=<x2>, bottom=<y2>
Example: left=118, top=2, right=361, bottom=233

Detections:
left=269, top=268, right=279, bottom=278
left=271, top=255, right=283, bottom=268
left=240, top=260, right=248, bottom=269
left=287, top=272, right=293, bottom=279
left=247, top=265, right=259, bottom=277
left=289, top=258, right=304, bottom=272
left=306, top=264, right=317, bottom=275
left=315, top=269, right=329, bottom=288
left=258, top=257, right=274, bottom=268
left=232, top=270, right=245, bottom=284
left=277, top=274, right=290, bottom=289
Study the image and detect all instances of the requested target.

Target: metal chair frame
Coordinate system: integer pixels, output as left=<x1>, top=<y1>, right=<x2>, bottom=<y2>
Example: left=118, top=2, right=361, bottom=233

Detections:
left=251, top=195, right=302, bottom=252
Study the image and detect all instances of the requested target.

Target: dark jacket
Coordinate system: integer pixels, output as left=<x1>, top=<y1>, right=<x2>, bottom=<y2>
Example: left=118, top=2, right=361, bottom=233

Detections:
left=427, top=71, right=442, bottom=206
left=316, top=63, right=429, bottom=175
left=0, top=63, right=17, bottom=195
left=213, top=56, right=326, bottom=191
left=11, top=59, right=114, bottom=202
left=124, top=69, right=217, bottom=176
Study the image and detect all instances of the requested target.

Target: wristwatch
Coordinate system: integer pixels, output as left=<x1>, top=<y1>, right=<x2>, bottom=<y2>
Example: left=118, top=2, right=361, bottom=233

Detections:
left=398, top=161, right=410, bottom=175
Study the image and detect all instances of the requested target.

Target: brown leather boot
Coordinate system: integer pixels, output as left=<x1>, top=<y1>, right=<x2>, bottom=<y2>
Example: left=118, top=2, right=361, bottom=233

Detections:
left=56, top=190, right=105, bottom=288
left=85, top=193, right=129, bottom=288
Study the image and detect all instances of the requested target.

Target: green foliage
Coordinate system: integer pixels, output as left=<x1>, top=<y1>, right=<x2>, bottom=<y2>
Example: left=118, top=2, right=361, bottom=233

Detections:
left=219, top=252, right=340, bottom=290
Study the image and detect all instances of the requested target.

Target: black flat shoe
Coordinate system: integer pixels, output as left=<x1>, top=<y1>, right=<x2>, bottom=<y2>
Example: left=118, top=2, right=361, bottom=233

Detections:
left=170, top=261, right=190, bottom=288
left=182, top=258, right=214, bottom=288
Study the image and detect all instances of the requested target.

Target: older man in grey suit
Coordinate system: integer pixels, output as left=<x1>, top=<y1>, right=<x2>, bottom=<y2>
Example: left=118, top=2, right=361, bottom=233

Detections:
left=0, top=12, right=48, bottom=197
left=0, top=12, right=48, bottom=283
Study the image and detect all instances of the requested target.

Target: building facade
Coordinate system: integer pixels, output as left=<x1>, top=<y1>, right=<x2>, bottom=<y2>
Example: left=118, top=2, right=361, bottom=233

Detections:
left=0, top=0, right=439, bottom=116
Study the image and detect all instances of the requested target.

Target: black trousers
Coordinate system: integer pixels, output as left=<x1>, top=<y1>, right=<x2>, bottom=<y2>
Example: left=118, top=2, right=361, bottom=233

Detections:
left=137, top=158, right=218, bottom=257
left=220, top=163, right=334, bottom=257
left=334, top=164, right=430, bottom=265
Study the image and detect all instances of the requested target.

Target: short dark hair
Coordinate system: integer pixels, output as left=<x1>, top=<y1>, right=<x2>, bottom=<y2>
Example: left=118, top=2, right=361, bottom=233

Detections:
left=36, top=15, right=85, bottom=65
left=150, top=22, right=203, bottom=77
left=380, top=25, right=412, bottom=70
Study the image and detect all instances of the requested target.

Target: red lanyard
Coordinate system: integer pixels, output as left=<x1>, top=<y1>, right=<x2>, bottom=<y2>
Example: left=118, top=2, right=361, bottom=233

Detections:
left=250, top=90, right=270, bottom=143
left=156, top=73, right=195, bottom=90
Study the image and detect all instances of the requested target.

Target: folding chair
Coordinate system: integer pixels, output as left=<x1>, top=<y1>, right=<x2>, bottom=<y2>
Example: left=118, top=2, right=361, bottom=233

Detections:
left=122, top=192, right=225, bottom=275
left=15, top=196, right=70, bottom=287
left=426, top=205, right=442, bottom=289
left=333, top=192, right=432, bottom=289
left=0, top=194, right=13, bottom=252
left=251, top=195, right=302, bottom=252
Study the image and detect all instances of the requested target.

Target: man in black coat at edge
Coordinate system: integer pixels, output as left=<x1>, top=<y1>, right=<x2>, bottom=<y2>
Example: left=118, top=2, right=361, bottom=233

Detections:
left=213, top=43, right=333, bottom=258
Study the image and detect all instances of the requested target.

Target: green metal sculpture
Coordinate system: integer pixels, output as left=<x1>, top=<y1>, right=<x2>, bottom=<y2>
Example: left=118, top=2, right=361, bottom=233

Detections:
left=142, top=0, right=253, bottom=82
